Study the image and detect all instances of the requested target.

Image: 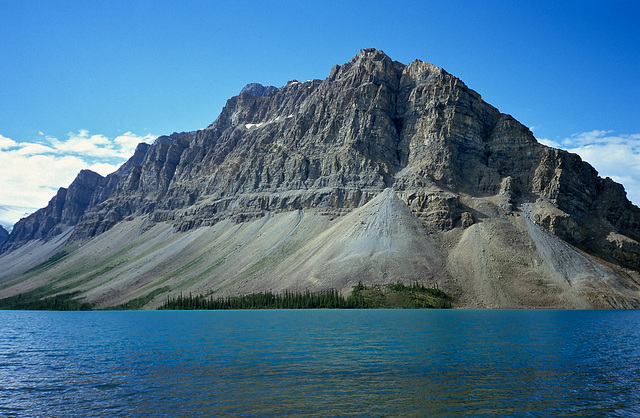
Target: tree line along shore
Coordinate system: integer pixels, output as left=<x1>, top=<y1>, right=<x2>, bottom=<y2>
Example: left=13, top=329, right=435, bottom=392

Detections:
left=0, top=282, right=451, bottom=310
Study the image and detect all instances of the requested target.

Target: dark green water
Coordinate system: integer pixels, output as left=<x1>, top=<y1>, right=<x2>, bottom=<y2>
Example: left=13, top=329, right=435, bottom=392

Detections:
left=1, top=309, right=639, bottom=417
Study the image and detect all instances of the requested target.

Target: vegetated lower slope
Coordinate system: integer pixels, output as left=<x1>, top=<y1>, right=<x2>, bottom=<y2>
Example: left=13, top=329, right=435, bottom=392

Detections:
left=160, top=282, right=451, bottom=310
left=1, top=49, right=640, bottom=309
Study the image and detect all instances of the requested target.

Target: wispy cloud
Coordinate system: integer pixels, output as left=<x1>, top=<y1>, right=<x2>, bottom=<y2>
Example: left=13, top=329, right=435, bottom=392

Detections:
left=538, top=130, right=640, bottom=206
left=47, top=129, right=155, bottom=159
left=0, top=130, right=155, bottom=209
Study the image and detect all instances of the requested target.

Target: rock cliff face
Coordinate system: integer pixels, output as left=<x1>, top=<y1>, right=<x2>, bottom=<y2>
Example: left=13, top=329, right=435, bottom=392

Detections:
left=0, top=225, right=7, bottom=245
left=1, top=142, right=150, bottom=253
left=1, top=49, right=639, bottom=308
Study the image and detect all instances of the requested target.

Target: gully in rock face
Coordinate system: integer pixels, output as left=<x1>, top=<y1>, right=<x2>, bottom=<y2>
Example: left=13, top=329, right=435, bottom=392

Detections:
left=1, top=49, right=639, bottom=309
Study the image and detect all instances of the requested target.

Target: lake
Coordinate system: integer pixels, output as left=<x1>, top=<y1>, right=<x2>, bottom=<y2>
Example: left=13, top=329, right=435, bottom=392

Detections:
left=1, top=309, right=639, bottom=417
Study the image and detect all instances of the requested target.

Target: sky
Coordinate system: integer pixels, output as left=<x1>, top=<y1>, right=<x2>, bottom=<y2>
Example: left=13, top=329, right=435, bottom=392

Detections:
left=1, top=0, right=639, bottom=225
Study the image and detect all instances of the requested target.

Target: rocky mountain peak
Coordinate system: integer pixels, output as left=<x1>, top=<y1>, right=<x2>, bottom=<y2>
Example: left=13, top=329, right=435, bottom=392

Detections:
left=239, top=83, right=279, bottom=97
left=128, top=142, right=151, bottom=165
left=402, top=59, right=447, bottom=84
left=328, top=48, right=404, bottom=88
left=2, top=50, right=640, bottom=309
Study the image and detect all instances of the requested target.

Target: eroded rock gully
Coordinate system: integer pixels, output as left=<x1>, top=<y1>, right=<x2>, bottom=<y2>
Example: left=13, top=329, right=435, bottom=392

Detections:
left=2, top=49, right=639, bottom=308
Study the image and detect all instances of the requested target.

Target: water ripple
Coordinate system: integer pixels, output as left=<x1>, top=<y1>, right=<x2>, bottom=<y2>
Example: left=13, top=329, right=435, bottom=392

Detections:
left=0, top=309, right=639, bottom=417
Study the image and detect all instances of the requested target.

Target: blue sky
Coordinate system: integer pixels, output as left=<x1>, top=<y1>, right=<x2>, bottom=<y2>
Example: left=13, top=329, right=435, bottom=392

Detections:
left=1, top=0, right=639, bottom=219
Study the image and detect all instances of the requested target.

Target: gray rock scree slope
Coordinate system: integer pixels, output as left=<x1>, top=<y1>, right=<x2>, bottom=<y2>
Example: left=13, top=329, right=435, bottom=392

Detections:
left=1, top=49, right=639, bottom=308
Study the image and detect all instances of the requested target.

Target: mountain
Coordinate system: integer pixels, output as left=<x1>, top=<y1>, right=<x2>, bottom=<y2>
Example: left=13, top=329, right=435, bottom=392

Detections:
left=1, top=49, right=639, bottom=309
left=0, top=204, right=37, bottom=233
left=0, top=225, right=7, bottom=246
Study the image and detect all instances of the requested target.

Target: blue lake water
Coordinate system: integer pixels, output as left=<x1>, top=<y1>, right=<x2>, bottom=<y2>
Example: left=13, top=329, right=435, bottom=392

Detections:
left=1, top=309, right=639, bottom=417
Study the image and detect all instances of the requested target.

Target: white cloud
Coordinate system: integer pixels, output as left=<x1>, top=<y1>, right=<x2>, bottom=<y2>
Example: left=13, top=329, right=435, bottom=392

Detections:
left=537, top=137, right=561, bottom=148
left=539, top=131, right=640, bottom=206
left=47, top=129, right=156, bottom=159
left=15, top=143, right=57, bottom=155
left=87, top=162, right=121, bottom=177
left=0, top=130, right=155, bottom=210
left=0, top=134, right=18, bottom=149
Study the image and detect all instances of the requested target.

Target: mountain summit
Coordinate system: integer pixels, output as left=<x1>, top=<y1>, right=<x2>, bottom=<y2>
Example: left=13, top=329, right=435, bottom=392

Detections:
left=2, top=49, right=639, bottom=308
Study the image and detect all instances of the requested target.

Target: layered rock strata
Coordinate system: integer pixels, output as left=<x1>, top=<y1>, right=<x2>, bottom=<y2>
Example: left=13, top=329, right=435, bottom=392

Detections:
left=1, top=49, right=639, bottom=308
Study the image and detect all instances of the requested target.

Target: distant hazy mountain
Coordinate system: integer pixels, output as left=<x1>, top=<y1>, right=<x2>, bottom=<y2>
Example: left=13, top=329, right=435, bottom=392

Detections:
left=0, top=204, right=37, bottom=232
left=1, top=49, right=639, bottom=309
